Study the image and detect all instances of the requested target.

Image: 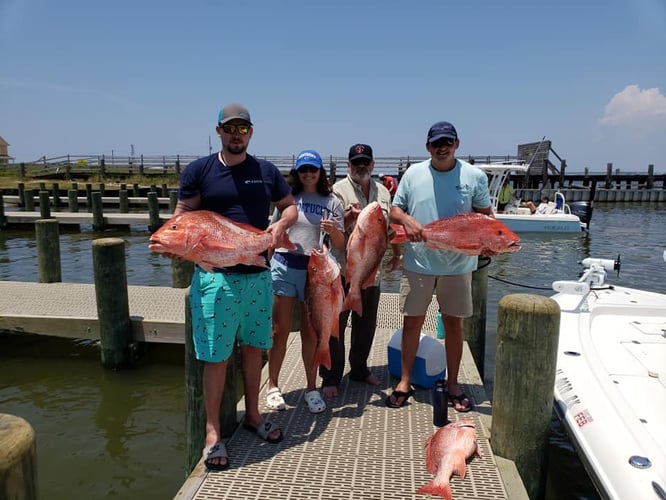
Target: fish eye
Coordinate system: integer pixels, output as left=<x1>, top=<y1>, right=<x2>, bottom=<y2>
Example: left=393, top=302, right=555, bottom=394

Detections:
left=170, top=223, right=177, bottom=229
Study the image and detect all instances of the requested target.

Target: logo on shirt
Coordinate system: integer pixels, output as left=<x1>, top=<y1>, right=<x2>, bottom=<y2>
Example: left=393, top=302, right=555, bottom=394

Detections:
left=456, top=183, right=470, bottom=191
left=245, top=180, right=264, bottom=185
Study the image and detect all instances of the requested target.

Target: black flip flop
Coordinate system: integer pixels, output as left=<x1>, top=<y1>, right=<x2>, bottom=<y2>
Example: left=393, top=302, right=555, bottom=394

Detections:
left=450, top=392, right=473, bottom=412
left=385, top=388, right=415, bottom=408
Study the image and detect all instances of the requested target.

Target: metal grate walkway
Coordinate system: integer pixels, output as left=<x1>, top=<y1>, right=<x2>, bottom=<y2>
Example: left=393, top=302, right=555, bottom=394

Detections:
left=176, top=294, right=521, bottom=500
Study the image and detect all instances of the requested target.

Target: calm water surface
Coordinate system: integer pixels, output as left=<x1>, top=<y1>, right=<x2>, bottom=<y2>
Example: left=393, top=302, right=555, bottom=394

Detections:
left=1, top=203, right=664, bottom=499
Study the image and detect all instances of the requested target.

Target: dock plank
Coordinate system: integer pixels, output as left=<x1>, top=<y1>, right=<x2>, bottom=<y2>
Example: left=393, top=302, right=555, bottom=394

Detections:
left=0, top=281, right=187, bottom=343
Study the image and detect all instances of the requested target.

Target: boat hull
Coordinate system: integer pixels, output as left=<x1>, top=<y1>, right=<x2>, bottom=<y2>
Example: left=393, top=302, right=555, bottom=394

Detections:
left=496, top=213, right=583, bottom=233
left=552, top=285, right=666, bottom=499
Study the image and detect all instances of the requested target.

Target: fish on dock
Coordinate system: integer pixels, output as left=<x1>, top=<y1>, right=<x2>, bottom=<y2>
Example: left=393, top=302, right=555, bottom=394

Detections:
left=148, top=210, right=295, bottom=268
left=417, top=420, right=480, bottom=500
left=342, top=202, right=388, bottom=316
left=305, top=245, right=344, bottom=370
left=391, top=212, right=520, bottom=256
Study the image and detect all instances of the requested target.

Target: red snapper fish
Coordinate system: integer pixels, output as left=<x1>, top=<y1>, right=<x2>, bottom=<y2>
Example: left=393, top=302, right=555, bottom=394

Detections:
left=391, top=213, right=520, bottom=256
left=418, top=420, right=480, bottom=500
left=305, top=245, right=344, bottom=370
left=343, top=202, right=388, bottom=316
left=148, top=210, right=295, bottom=268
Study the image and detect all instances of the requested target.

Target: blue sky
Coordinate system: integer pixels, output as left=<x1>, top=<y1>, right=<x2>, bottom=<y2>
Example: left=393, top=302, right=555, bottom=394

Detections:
left=2, top=0, right=665, bottom=172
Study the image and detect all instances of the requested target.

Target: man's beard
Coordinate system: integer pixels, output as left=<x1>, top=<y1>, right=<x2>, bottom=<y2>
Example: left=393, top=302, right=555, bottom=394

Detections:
left=350, top=170, right=371, bottom=183
left=225, top=143, right=247, bottom=155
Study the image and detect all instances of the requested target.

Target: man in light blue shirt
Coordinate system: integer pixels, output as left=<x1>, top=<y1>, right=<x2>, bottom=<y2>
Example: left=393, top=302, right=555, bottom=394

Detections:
left=387, top=121, right=493, bottom=413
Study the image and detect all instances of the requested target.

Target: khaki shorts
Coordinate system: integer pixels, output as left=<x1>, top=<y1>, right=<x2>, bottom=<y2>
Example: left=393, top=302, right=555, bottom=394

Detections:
left=400, top=270, right=473, bottom=318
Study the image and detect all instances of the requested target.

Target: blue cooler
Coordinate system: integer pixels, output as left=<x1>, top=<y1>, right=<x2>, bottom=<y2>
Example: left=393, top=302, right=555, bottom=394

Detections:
left=387, top=329, right=446, bottom=388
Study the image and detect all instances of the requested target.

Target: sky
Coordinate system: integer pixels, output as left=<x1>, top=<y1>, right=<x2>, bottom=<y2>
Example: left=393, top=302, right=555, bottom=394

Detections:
left=1, top=0, right=665, bottom=173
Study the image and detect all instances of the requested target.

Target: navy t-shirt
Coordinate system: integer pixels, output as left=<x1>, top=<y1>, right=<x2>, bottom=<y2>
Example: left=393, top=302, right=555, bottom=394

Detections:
left=178, top=153, right=292, bottom=272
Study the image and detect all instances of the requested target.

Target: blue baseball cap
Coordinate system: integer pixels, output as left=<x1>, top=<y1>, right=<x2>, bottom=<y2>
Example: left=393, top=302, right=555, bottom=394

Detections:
left=295, top=150, right=323, bottom=169
left=427, top=121, right=458, bottom=143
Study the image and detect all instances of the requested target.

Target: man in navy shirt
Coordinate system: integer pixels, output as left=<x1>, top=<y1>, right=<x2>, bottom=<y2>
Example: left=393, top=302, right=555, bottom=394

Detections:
left=176, top=104, right=297, bottom=470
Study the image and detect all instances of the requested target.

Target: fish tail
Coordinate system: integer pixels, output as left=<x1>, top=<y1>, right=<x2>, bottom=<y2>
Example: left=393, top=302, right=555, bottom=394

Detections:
left=342, top=288, right=363, bottom=316
left=389, top=224, right=408, bottom=244
left=416, top=481, right=452, bottom=500
left=312, top=344, right=331, bottom=370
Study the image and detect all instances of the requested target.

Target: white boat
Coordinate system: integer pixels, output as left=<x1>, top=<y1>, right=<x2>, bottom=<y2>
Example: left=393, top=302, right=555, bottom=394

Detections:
left=551, top=256, right=666, bottom=500
left=478, top=162, right=590, bottom=233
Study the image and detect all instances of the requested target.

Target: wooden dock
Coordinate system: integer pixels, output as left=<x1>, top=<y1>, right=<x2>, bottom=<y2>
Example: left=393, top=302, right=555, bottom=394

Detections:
left=0, top=281, right=187, bottom=342
left=2, top=211, right=170, bottom=227
left=175, top=295, right=529, bottom=500
left=0, top=282, right=528, bottom=498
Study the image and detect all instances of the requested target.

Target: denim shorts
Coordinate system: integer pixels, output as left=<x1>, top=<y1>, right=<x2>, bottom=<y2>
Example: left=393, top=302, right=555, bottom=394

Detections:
left=189, top=267, right=273, bottom=363
left=270, top=252, right=310, bottom=302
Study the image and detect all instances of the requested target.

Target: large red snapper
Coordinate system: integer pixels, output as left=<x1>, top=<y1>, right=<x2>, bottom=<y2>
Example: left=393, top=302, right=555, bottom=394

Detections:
left=343, top=202, right=388, bottom=316
left=305, top=245, right=343, bottom=370
left=391, top=213, right=520, bottom=256
left=148, top=210, right=295, bottom=268
left=417, top=420, right=480, bottom=500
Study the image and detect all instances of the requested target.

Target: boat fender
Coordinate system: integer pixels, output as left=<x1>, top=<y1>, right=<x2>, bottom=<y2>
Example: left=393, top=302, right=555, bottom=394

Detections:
left=552, top=281, right=590, bottom=295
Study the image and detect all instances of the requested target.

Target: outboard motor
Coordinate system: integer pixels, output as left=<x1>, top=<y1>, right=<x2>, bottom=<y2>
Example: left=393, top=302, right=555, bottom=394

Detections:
left=570, top=180, right=596, bottom=230
left=570, top=201, right=593, bottom=229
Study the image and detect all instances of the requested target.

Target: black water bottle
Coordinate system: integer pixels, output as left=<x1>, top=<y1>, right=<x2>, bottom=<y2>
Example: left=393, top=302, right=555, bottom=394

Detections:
left=432, top=378, right=448, bottom=427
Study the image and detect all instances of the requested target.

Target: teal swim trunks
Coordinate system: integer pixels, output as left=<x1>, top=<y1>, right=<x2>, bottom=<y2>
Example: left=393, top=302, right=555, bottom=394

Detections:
left=189, top=267, right=273, bottom=362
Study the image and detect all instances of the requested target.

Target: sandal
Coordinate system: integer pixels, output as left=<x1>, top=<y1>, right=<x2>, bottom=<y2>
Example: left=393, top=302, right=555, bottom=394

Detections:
left=266, top=387, right=286, bottom=411
left=202, top=441, right=229, bottom=471
left=450, top=392, right=473, bottom=412
left=385, top=388, right=415, bottom=408
left=303, top=390, right=326, bottom=413
left=242, top=419, right=284, bottom=444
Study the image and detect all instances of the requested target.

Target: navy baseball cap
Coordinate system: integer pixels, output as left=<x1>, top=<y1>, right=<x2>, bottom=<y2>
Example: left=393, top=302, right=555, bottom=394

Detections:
left=295, top=150, right=323, bottom=169
left=218, top=104, right=253, bottom=125
left=348, top=144, right=373, bottom=161
left=427, top=121, right=458, bottom=143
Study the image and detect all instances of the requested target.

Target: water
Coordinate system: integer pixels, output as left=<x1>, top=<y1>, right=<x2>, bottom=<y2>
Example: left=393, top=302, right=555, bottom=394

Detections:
left=1, top=203, right=664, bottom=499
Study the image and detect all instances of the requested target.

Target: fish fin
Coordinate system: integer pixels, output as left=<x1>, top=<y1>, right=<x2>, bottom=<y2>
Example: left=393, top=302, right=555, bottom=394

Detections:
left=451, top=457, right=468, bottom=479
left=342, top=288, right=363, bottom=316
left=279, top=233, right=297, bottom=251
left=360, top=266, right=380, bottom=289
left=417, top=481, right=452, bottom=500
left=231, top=221, right=264, bottom=233
left=423, top=435, right=438, bottom=474
left=389, top=224, right=408, bottom=244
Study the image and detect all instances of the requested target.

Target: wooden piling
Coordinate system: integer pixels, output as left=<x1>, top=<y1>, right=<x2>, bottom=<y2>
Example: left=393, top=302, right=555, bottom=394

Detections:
left=36, top=219, right=61, bottom=283
left=463, top=256, right=489, bottom=378
left=0, top=413, right=37, bottom=500
left=119, top=190, right=129, bottom=213
left=92, top=237, right=132, bottom=369
left=184, top=294, right=205, bottom=473
left=169, top=190, right=178, bottom=213
left=18, top=182, right=26, bottom=208
left=52, top=183, right=61, bottom=207
left=490, top=293, right=560, bottom=500
left=0, top=193, right=6, bottom=229
left=172, top=259, right=194, bottom=288
left=24, top=189, right=35, bottom=212
left=85, top=183, right=93, bottom=211
left=92, top=192, right=104, bottom=231
left=184, top=291, right=241, bottom=474
left=68, top=190, right=78, bottom=212
left=38, top=191, right=51, bottom=219
left=147, top=192, right=161, bottom=233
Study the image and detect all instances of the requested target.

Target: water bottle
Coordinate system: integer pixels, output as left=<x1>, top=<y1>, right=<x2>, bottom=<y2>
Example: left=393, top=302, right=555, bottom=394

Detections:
left=432, top=378, right=448, bottom=427
left=436, top=311, right=445, bottom=340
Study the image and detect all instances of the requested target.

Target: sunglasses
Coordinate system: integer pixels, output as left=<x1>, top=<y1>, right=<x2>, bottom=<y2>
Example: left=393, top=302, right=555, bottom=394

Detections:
left=350, top=158, right=371, bottom=167
left=431, top=137, right=456, bottom=148
left=297, top=165, right=319, bottom=174
left=220, top=123, right=251, bottom=135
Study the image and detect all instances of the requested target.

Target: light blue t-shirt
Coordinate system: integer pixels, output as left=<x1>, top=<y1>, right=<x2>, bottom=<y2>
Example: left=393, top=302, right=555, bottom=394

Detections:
left=392, top=159, right=491, bottom=275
